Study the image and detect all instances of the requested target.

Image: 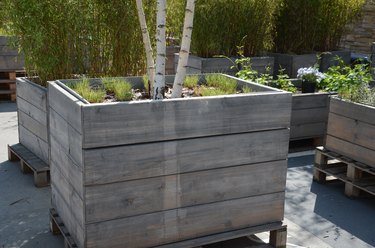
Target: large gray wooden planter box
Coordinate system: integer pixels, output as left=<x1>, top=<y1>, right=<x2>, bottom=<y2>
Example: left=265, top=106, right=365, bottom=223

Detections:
left=0, top=36, right=24, bottom=70
left=48, top=74, right=292, bottom=248
left=174, top=54, right=274, bottom=76
left=325, top=97, right=375, bottom=168
left=16, top=78, right=48, bottom=163
left=270, top=51, right=351, bottom=78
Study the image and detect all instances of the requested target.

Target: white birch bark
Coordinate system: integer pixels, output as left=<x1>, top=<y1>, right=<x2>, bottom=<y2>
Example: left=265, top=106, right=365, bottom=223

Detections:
left=153, top=0, right=167, bottom=100
left=171, top=0, right=196, bottom=98
left=136, top=0, right=155, bottom=96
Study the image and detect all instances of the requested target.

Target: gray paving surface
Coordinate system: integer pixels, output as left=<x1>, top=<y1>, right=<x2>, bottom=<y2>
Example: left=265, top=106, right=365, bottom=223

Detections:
left=0, top=102, right=374, bottom=248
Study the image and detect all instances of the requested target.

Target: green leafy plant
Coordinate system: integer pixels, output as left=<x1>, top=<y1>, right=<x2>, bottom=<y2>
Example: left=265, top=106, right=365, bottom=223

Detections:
left=274, top=69, right=297, bottom=93
left=320, top=59, right=372, bottom=102
left=242, top=86, right=253, bottom=93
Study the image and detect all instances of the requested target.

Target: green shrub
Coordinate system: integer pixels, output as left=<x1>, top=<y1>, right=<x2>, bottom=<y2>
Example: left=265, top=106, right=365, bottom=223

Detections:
left=320, top=60, right=372, bottom=102
left=187, top=0, right=279, bottom=57
left=274, top=0, right=365, bottom=54
left=1, top=0, right=157, bottom=84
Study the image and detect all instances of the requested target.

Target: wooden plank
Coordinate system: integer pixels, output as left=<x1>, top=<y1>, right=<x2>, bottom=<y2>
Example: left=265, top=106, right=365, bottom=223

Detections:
left=269, top=226, right=287, bottom=248
left=50, top=164, right=84, bottom=230
left=291, top=108, right=328, bottom=125
left=18, top=110, right=48, bottom=142
left=155, top=222, right=284, bottom=248
left=16, top=78, right=47, bottom=112
left=329, top=97, right=375, bottom=126
left=85, top=160, right=287, bottom=223
left=85, top=192, right=285, bottom=248
left=290, top=122, right=327, bottom=140
left=325, top=135, right=375, bottom=169
left=49, top=108, right=83, bottom=166
left=50, top=134, right=83, bottom=197
left=81, top=92, right=292, bottom=148
left=327, top=112, right=375, bottom=151
left=292, top=93, right=330, bottom=110
left=84, top=129, right=290, bottom=185
left=19, top=125, right=49, bottom=164
left=51, top=186, right=85, bottom=248
left=48, top=82, right=83, bottom=134
left=16, top=96, right=47, bottom=125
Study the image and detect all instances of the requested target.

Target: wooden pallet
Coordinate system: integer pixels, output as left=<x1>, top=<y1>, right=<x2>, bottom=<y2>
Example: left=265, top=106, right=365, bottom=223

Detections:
left=314, top=146, right=375, bottom=197
left=0, top=70, right=17, bottom=101
left=50, top=207, right=287, bottom=248
left=8, top=143, right=50, bottom=187
left=50, top=208, right=78, bottom=248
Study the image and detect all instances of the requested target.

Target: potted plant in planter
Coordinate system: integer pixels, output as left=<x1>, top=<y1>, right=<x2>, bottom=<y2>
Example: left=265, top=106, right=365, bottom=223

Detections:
left=321, top=61, right=375, bottom=166
left=47, top=1, right=292, bottom=247
left=297, top=67, right=326, bottom=93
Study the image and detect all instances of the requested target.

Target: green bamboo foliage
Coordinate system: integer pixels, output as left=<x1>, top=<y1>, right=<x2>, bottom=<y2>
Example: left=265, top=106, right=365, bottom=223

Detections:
left=190, top=0, right=279, bottom=57
left=274, top=0, right=365, bottom=54
left=2, top=0, right=157, bottom=85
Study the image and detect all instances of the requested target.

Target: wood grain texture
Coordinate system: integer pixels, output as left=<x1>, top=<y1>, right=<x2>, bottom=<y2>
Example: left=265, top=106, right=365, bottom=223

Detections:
left=16, top=78, right=47, bottom=112
left=85, top=160, right=287, bottom=223
left=50, top=134, right=83, bottom=197
left=49, top=108, right=83, bottom=166
left=50, top=164, right=84, bottom=229
left=18, top=110, right=48, bottom=142
left=327, top=112, right=375, bottom=151
left=329, top=97, right=375, bottom=125
left=51, top=186, right=85, bottom=248
left=292, top=93, right=331, bottom=110
left=48, top=82, right=83, bottom=133
left=84, top=129, right=289, bottom=185
left=17, top=96, right=47, bottom=126
left=19, top=125, right=48, bottom=164
left=81, top=92, right=292, bottom=148
left=85, top=192, right=285, bottom=248
left=291, top=108, right=328, bottom=125
left=325, top=135, right=375, bottom=168
left=290, top=122, right=327, bottom=140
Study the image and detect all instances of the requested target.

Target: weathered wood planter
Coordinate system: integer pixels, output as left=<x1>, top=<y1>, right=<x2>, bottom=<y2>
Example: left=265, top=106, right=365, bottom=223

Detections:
left=289, top=80, right=334, bottom=142
left=16, top=77, right=48, bottom=164
left=48, top=74, right=292, bottom=247
left=270, top=51, right=351, bottom=78
left=325, top=97, right=375, bottom=167
left=0, top=36, right=24, bottom=70
left=174, top=54, right=274, bottom=75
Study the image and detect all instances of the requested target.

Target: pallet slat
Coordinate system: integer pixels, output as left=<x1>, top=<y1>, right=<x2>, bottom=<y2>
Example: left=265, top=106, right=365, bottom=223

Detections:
left=314, top=147, right=375, bottom=197
left=8, top=143, right=49, bottom=187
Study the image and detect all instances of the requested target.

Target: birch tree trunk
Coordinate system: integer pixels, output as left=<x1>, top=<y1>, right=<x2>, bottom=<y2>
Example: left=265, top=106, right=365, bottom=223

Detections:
left=171, top=0, right=196, bottom=98
left=136, top=0, right=155, bottom=97
left=153, top=0, right=167, bottom=100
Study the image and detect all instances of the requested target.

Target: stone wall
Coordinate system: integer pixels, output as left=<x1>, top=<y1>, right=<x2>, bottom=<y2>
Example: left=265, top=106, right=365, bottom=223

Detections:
left=340, top=0, right=375, bottom=55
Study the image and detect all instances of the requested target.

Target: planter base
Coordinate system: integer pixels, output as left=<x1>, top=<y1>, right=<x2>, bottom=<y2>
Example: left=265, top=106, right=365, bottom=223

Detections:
left=8, top=143, right=50, bottom=187
left=50, top=207, right=287, bottom=248
left=314, top=146, right=375, bottom=198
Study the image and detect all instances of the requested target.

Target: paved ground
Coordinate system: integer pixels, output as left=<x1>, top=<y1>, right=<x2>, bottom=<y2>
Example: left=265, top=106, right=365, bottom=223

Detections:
left=0, top=102, right=374, bottom=248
